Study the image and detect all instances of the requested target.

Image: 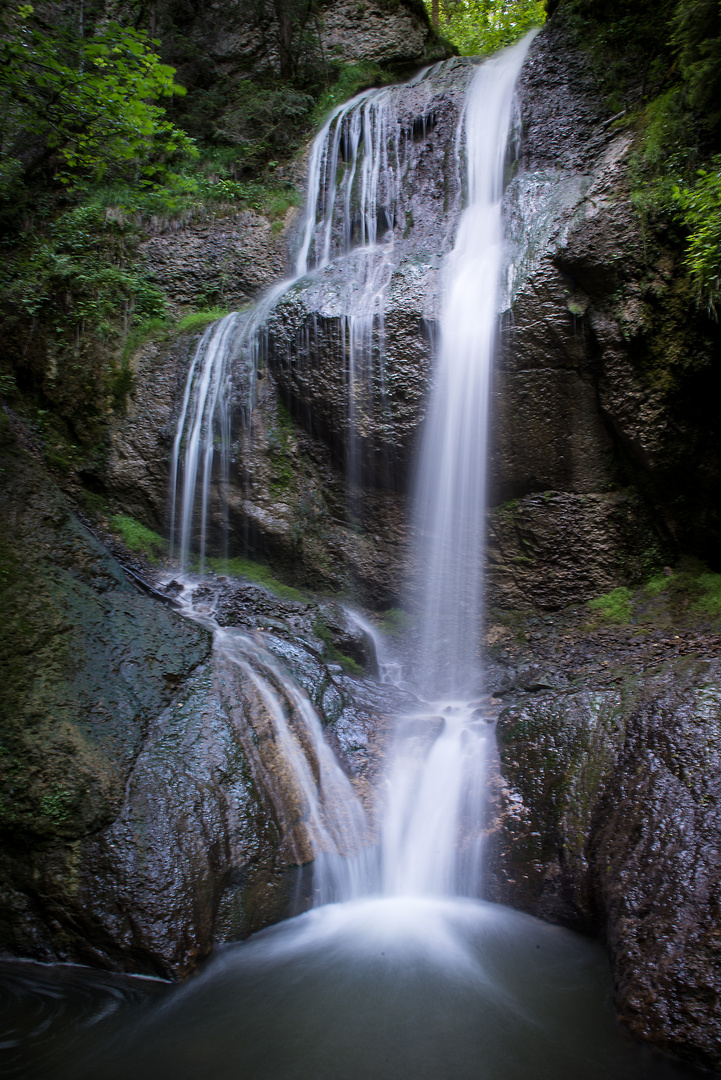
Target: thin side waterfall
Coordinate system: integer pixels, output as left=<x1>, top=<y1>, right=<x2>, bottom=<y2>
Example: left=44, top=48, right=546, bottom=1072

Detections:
left=169, top=65, right=461, bottom=561
left=172, top=580, right=374, bottom=907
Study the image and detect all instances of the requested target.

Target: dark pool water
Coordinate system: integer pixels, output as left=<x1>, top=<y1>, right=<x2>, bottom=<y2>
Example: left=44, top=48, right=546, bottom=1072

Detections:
left=0, top=899, right=714, bottom=1080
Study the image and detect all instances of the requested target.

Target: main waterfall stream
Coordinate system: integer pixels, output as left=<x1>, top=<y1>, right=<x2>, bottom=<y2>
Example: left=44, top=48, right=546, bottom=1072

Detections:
left=0, top=37, right=708, bottom=1080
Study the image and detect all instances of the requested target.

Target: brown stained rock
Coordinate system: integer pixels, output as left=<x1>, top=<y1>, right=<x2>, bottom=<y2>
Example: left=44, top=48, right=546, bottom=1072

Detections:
left=319, top=0, right=439, bottom=66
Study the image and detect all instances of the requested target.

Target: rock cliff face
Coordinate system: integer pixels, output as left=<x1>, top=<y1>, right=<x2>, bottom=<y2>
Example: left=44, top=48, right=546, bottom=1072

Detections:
left=488, top=16, right=720, bottom=608
left=107, top=58, right=475, bottom=605
left=483, top=602, right=721, bottom=1072
left=111, top=15, right=719, bottom=614
left=0, top=411, right=401, bottom=977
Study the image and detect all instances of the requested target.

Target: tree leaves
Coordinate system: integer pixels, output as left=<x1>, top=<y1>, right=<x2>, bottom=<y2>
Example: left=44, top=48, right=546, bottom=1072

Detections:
left=0, top=6, right=195, bottom=197
left=423, top=0, right=546, bottom=55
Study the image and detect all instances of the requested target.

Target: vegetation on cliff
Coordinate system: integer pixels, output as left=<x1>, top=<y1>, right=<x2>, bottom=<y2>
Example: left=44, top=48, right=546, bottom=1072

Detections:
left=0, top=0, right=446, bottom=493
left=558, top=0, right=721, bottom=314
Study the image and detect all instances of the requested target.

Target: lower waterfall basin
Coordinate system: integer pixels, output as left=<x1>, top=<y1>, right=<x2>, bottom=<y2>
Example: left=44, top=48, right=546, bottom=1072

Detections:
left=2, top=897, right=710, bottom=1080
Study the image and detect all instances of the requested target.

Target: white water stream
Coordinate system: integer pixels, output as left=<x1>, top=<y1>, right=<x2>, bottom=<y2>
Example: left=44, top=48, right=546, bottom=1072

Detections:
left=168, top=62, right=462, bottom=559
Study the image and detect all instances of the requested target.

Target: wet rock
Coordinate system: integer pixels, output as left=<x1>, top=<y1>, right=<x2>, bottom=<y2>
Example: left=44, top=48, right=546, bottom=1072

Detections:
left=106, top=327, right=410, bottom=606
left=0, top=415, right=216, bottom=973
left=486, top=609, right=721, bottom=1071
left=139, top=210, right=291, bottom=315
left=486, top=491, right=665, bottom=610
left=492, top=10, right=721, bottom=596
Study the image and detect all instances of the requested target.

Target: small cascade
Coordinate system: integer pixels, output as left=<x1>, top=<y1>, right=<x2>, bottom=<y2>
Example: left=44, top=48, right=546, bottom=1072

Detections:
left=168, top=281, right=289, bottom=570
left=169, top=64, right=470, bottom=562
left=175, top=580, right=373, bottom=905
left=169, top=313, right=238, bottom=572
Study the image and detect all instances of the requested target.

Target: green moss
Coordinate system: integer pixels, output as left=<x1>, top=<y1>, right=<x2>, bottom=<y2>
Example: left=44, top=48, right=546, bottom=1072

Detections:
left=378, top=607, right=412, bottom=636
left=645, top=573, right=671, bottom=597
left=110, top=515, right=167, bottom=563
left=312, top=616, right=364, bottom=676
left=177, top=308, right=231, bottom=333
left=587, top=587, right=633, bottom=624
left=207, top=556, right=305, bottom=602
left=695, top=572, right=721, bottom=615
left=39, top=784, right=74, bottom=826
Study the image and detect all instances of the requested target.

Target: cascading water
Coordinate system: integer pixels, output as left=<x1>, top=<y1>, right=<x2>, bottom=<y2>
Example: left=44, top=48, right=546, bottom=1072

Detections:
left=372, top=35, right=536, bottom=905
left=413, top=39, right=533, bottom=697
left=168, top=63, right=466, bottom=561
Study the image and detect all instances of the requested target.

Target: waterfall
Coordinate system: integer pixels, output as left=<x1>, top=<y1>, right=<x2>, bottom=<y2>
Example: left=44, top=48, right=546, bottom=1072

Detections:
left=167, top=40, right=535, bottom=906
left=412, top=36, right=535, bottom=697
left=375, top=35, right=537, bottom=900
left=11, top=37, right=671, bottom=1080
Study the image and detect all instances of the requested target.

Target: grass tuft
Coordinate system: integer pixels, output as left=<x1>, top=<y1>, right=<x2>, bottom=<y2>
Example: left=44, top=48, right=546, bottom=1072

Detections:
left=207, top=556, right=305, bottom=601
left=110, top=515, right=167, bottom=564
left=587, top=587, right=633, bottom=624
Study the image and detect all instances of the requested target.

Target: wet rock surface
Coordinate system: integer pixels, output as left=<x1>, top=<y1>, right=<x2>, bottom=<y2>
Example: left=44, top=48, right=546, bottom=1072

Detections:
left=485, top=599, right=721, bottom=1071
left=139, top=210, right=292, bottom=315
left=106, top=327, right=410, bottom=605
left=490, top=12, right=721, bottom=603
left=0, top=416, right=406, bottom=978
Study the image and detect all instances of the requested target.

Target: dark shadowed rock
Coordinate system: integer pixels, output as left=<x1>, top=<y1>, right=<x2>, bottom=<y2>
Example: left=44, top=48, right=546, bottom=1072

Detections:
left=486, top=606, right=721, bottom=1071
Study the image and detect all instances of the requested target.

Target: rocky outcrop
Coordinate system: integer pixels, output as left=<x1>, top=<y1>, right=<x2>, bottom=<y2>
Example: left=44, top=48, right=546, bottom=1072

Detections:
left=319, top=0, right=446, bottom=67
left=484, top=597, right=721, bottom=1071
left=0, top=412, right=211, bottom=973
left=487, top=14, right=720, bottom=608
left=106, top=60, right=474, bottom=605
left=140, top=209, right=292, bottom=315
left=0, top=411, right=406, bottom=976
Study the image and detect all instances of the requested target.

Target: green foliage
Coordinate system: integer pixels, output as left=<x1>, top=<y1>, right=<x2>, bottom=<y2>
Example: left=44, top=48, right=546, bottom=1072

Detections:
left=313, top=62, right=391, bottom=122
left=0, top=374, right=19, bottom=400
left=0, top=6, right=194, bottom=201
left=378, top=607, right=412, bottom=636
left=110, top=514, right=167, bottom=563
left=565, top=0, right=721, bottom=315
left=207, top=556, right=306, bottom=601
left=216, top=83, right=316, bottom=171
left=4, top=202, right=167, bottom=335
left=39, top=783, right=73, bottom=825
left=673, top=160, right=721, bottom=314
left=423, top=0, right=545, bottom=56
left=644, top=572, right=671, bottom=598
left=587, top=587, right=633, bottom=624
left=671, top=0, right=721, bottom=139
